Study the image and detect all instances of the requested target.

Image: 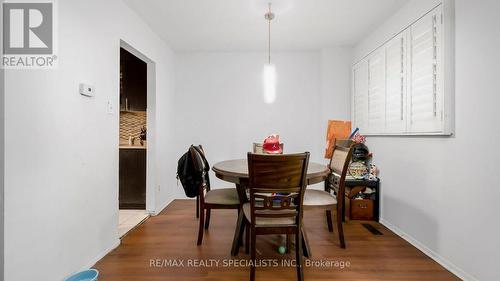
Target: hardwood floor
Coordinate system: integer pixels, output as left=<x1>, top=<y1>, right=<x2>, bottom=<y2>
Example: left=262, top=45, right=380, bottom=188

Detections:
left=94, top=199, right=460, bottom=281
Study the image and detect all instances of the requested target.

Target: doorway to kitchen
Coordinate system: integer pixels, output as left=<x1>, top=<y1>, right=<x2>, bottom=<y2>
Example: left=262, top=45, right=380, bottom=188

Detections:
left=118, top=44, right=151, bottom=238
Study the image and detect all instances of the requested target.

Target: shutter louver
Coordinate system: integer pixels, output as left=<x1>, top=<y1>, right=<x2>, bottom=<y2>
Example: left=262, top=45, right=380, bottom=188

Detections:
left=367, top=51, right=386, bottom=133
left=353, top=61, right=369, bottom=132
left=385, top=33, right=407, bottom=132
left=409, top=6, right=443, bottom=133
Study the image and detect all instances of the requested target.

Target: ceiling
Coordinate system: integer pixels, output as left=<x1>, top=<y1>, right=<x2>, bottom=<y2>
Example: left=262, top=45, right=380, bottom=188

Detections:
left=123, top=0, right=409, bottom=51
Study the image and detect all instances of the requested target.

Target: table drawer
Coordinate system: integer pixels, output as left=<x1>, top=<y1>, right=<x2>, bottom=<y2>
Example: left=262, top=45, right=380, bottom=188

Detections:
left=350, top=199, right=374, bottom=220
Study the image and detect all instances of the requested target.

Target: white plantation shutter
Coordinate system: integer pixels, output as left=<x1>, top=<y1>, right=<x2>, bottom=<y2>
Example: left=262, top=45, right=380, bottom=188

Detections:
left=409, top=5, right=443, bottom=133
left=351, top=4, right=450, bottom=135
left=385, top=32, right=407, bottom=132
left=367, top=50, right=386, bottom=133
left=353, top=60, right=369, bottom=132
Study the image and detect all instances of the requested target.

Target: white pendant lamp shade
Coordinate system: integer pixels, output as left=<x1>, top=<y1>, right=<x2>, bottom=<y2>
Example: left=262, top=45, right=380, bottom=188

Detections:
left=262, top=3, right=276, bottom=104
left=263, top=63, right=276, bottom=104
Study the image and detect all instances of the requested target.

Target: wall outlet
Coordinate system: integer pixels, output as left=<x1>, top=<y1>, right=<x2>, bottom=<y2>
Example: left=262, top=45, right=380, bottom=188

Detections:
left=107, top=101, right=114, bottom=114
left=79, top=83, right=95, bottom=97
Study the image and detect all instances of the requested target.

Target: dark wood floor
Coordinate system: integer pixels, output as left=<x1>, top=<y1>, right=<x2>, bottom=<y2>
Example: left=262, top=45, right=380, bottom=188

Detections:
left=95, top=199, right=459, bottom=281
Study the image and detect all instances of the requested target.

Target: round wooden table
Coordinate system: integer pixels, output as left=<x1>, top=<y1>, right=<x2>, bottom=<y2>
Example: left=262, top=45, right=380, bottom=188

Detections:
left=213, top=159, right=330, bottom=186
left=212, top=159, right=330, bottom=257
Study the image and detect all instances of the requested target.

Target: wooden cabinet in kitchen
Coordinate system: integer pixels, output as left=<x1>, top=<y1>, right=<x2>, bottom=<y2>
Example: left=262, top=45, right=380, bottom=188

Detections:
left=119, top=148, right=146, bottom=209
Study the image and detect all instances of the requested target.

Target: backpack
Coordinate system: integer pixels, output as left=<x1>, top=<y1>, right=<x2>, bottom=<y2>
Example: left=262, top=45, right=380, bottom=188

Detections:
left=176, top=145, right=210, bottom=198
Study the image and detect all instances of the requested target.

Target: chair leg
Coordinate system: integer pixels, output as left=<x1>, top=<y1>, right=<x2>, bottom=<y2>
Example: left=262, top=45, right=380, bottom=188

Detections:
left=301, top=226, right=312, bottom=258
left=250, top=229, right=256, bottom=281
left=197, top=208, right=205, bottom=245
left=296, top=228, right=304, bottom=281
left=286, top=234, right=291, bottom=254
left=196, top=196, right=199, bottom=218
left=326, top=210, right=334, bottom=232
left=336, top=209, right=346, bottom=248
left=245, top=223, right=250, bottom=254
left=204, top=209, right=211, bottom=229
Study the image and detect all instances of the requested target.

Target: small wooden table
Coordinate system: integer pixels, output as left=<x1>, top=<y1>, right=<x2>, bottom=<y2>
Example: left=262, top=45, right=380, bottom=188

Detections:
left=212, top=159, right=330, bottom=257
left=344, top=178, right=380, bottom=221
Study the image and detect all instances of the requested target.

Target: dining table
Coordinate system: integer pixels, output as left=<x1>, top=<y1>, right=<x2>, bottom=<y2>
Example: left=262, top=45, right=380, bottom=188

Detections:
left=212, top=159, right=330, bottom=257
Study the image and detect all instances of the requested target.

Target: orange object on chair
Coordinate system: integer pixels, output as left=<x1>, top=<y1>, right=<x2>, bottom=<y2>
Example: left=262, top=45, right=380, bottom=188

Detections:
left=324, top=120, right=351, bottom=159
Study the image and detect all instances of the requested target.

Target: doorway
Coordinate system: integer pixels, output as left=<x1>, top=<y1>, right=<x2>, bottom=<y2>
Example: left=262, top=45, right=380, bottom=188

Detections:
left=118, top=45, right=150, bottom=237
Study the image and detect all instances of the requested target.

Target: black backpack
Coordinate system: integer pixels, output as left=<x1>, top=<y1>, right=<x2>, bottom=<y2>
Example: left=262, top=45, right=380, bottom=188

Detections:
left=176, top=145, right=210, bottom=198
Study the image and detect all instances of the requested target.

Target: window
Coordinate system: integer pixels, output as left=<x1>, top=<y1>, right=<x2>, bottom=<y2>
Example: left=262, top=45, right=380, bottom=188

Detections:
left=352, top=4, right=452, bottom=135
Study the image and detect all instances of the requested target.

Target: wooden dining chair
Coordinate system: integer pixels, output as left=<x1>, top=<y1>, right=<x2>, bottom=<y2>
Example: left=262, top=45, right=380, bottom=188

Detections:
left=189, top=145, right=240, bottom=245
left=244, top=152, right=310, bottom=281
left=303, top=145, right=353, bottom=248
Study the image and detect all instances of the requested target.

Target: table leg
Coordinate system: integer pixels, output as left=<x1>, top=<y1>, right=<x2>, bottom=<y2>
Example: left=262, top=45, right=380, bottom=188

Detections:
left=231, top=183, right=248, bottom=256
left=231, top=209, right=245, bottom=256
left=235, top=183, right=249, bottom=204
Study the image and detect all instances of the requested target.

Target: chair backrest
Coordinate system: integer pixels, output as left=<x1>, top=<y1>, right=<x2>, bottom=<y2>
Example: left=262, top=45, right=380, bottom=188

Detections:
left=189, top=145, right=211, bottom=202
left=327, top=145, right=354, bottom=209
left=335, top=139, right=354, bottom=148
left=329, top=145, right=353, bottom=174
left=247, top=152, right=310, bottom=226
left=252, top=142, right=284, bottom=154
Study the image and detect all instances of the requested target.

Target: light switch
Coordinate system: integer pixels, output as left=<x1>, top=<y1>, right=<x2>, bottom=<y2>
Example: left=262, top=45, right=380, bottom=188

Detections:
left=79, top=83, right=95, bottom=97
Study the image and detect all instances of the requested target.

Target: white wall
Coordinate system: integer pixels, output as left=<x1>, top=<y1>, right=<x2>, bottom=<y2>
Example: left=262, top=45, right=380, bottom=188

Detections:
left=353, top=0, right=500, bottom=280
left=320, top=47, right=353, bottom=122
left=3, top=0, right=177, bottom=280
left=0, top=67, right=4, bottom=280
left=174, top=51, right=332, bottom=193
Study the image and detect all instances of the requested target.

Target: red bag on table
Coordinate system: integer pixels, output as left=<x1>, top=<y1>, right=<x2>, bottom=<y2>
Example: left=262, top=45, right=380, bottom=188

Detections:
left=262, top=135, right=283, bottom=154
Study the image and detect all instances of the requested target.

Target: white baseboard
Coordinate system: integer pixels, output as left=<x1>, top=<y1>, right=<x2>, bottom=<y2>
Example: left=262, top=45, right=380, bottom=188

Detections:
left=380, top=218, right=477, bottom=281
left=75, top=238, right=121, bottom=275
left=150, top=196, right=175, bottom=216
left=67, top=197, right=174, bottom=280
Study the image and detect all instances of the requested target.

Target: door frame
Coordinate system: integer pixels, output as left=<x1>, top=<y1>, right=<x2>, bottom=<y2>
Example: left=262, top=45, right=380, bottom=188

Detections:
left=119, top=39, right=157, bottom=215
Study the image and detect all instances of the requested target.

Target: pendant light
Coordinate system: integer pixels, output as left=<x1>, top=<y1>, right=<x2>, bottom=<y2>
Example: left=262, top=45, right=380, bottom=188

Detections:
left=263, top=3, right=276, bottom=104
